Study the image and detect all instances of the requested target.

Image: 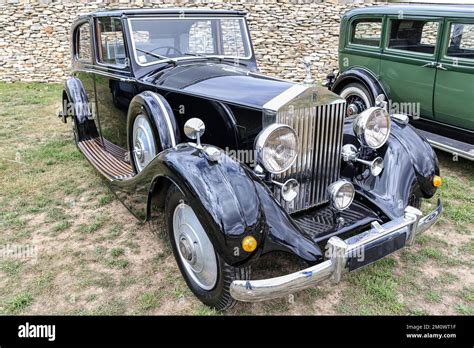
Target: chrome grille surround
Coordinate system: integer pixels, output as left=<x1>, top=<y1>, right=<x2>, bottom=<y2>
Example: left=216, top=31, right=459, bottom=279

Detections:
left=263, top=85, right=346, bottom=213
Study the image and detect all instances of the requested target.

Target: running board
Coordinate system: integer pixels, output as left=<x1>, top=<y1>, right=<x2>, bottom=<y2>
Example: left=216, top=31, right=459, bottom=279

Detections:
left=417, top=129, right=474, bottom=161
left=78, top=138, right=134, bottom=180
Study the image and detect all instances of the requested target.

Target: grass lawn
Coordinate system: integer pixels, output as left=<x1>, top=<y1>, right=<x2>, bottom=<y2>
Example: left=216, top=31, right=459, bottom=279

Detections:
left=0, top=82, right=472, bottom=315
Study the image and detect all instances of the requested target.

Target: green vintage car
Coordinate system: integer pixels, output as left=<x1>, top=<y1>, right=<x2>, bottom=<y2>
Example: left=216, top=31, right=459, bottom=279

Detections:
left=326, top=5, right=474, bottom=160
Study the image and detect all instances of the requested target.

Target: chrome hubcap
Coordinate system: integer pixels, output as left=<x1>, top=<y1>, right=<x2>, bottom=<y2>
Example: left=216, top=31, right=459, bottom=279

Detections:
left=173, top=202, right=218, bottom=290
left=179, top=235, right=195, bottom=263
left=132, top=114, right=156, bottom=172
left=134, top=140, right=144, bottom=161
left=341, top=86, right=371, bottom=116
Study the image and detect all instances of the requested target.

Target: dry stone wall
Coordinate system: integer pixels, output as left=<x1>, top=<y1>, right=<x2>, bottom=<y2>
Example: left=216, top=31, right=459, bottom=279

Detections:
left=0, top=0, right=388, bottom=83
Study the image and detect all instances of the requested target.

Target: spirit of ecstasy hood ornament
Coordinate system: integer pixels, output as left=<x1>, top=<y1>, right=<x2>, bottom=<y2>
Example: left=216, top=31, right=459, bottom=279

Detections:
left=303, top=56, right=314, bottom=85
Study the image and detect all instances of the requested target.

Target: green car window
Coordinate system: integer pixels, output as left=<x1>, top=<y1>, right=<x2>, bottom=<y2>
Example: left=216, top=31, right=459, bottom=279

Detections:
left=388, top=19, right=439, bottom=55
left=447, top=23, right=474, bottom=60
left=351, top=18, right=382, bottom=47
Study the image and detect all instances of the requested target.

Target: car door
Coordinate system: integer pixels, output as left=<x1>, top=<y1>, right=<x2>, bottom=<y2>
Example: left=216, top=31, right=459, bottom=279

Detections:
left=93, top=16, right=135, bottom=150
left=72, top=20, right=99, bottom=131
left=434, top=19, right=474, bottom=131
left=380, top=16, right=443, bottom=119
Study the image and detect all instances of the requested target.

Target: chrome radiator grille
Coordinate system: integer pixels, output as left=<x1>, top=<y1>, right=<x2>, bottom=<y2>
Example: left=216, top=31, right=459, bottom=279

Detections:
left=274, top=100, right=346, bottom=213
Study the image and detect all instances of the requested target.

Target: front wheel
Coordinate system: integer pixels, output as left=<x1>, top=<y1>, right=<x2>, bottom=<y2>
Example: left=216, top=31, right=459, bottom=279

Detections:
left=165, top=185, right=250, bottom=310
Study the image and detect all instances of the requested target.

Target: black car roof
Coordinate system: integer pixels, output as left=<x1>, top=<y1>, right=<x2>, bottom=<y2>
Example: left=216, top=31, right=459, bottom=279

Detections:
left=345, top=4, right=474, bottom=18
left=76, top=8, right=246, bottom=20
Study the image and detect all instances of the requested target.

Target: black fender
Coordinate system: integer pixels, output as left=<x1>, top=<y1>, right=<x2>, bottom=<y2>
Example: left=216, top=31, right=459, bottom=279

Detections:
left=342, top=118, right=439, bottom=220
left=63, top=77, right=98, bottom=140
left=126, top=91, right=181, bottom=157
left=332, top=67, right=387, bottom=102
left=109, top=144, right=323, bottom=266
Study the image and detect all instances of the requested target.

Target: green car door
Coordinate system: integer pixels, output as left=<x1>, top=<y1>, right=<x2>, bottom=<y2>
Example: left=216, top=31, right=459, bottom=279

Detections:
left=434, top=19, right=474, bottom=131
left=379, top=16, right=444, bottom=119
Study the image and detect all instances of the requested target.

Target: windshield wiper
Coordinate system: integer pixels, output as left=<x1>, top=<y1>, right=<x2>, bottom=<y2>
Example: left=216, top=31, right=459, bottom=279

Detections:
left=183, top=53, right=247, bottom=66
left=136, top=48, right=176, bottom=64
left=183, top=52, right=208, bottom=58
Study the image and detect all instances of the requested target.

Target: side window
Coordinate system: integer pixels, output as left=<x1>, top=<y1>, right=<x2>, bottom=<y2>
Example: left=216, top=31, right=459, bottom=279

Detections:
left=388, top=19, right=439, bottom=54
left=447, top=23, right=474, bottom=60
left=96, top=17, right=127, bottom=66
left=350, top=18, right=382, bottom=47
left=76, top=22, right=92, bottom=62
left=188, top=20, right=215, bottom=54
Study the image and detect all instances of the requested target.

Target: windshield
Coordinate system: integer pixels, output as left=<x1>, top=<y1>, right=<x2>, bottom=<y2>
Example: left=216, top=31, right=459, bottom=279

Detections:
left=128, top=17, right=252, bottom=66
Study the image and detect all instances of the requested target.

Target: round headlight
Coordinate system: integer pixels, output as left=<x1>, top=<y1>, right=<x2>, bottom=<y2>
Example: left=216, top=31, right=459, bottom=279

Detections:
left=353, top=107, right=391, bottom=149
left=328, top=180, right=355, bottom=211
left=255, top=124, right=298, bottom=174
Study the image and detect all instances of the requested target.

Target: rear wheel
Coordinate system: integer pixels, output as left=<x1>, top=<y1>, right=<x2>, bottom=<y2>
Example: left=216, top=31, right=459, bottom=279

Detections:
left=64, top=97, right=80, bottom=145
left=339, top=82, right=374, bottom=116
left=165, top=185, right=250, bottom=310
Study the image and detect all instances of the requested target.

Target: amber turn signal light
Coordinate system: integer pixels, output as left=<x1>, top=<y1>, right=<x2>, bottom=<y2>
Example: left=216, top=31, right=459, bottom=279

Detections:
left=433, top=175, right=442, bottom=188
left=242, top=236, right=257, bottom=253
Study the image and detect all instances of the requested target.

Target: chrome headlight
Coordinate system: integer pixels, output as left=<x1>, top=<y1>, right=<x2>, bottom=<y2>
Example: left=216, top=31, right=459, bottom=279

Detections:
left=353, top=107, right=391, bottom=149
left=255, top=124, right=298, bottom=174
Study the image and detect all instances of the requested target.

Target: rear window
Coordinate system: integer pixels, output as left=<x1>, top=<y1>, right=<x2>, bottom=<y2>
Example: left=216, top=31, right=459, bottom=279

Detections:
left=447, top=23, right=474, bottom=60
left=388, top=19, right=439, bottom=55
left=75, top=22, right=92, bottom=62
left=351, top=18, right=382, bottom=47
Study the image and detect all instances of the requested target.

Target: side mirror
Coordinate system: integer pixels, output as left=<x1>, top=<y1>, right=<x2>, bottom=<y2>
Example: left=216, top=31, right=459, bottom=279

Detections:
left=184, top=118, right=205, bottom=147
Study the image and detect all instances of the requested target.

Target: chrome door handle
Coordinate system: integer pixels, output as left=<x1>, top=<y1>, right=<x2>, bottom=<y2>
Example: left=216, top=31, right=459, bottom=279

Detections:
left=422, top=62, right=436, bottom=68
left=436, top=63, right=448, bottom=71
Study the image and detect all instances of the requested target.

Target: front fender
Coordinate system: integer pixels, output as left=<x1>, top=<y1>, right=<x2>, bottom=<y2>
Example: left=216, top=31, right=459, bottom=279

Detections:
left=109, top=143, right=322, bottom=266
left=342, top=118, right=439, bottom=219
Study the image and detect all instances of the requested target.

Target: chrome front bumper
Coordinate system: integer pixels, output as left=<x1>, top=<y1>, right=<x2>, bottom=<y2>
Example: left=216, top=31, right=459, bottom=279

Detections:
left=230, top=200, right=442, bottom=302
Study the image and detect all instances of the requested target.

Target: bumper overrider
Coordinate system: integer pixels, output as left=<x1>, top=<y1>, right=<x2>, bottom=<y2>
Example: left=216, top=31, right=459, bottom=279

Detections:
left=230, top=199, right=442, bottom=302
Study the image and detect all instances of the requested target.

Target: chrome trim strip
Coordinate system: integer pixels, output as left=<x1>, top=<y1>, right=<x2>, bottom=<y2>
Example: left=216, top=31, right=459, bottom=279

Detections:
left=230, top=200, right=442, bottom=302
left=150, top=92, right=177, bottom=147
left=262, top=84, right=309, bottom=112
left=417, top=199, right=443, bottom=234
left=73, top=68, right=136, bottom=82
left=427, top=139, right=474, bottom=161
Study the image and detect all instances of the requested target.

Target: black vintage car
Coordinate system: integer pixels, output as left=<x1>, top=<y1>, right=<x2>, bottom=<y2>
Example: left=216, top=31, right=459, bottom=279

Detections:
left=59, top=8, right=443, bottom=310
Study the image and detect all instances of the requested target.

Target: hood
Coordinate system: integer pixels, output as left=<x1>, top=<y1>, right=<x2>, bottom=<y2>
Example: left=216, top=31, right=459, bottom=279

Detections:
left=152, top=62, right=295, bottom=109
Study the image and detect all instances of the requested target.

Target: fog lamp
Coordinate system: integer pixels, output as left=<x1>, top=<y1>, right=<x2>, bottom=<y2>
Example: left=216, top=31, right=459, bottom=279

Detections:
left=328, top=180, right=355, bottom=211
left=273, top=178, right=299, bottom=202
